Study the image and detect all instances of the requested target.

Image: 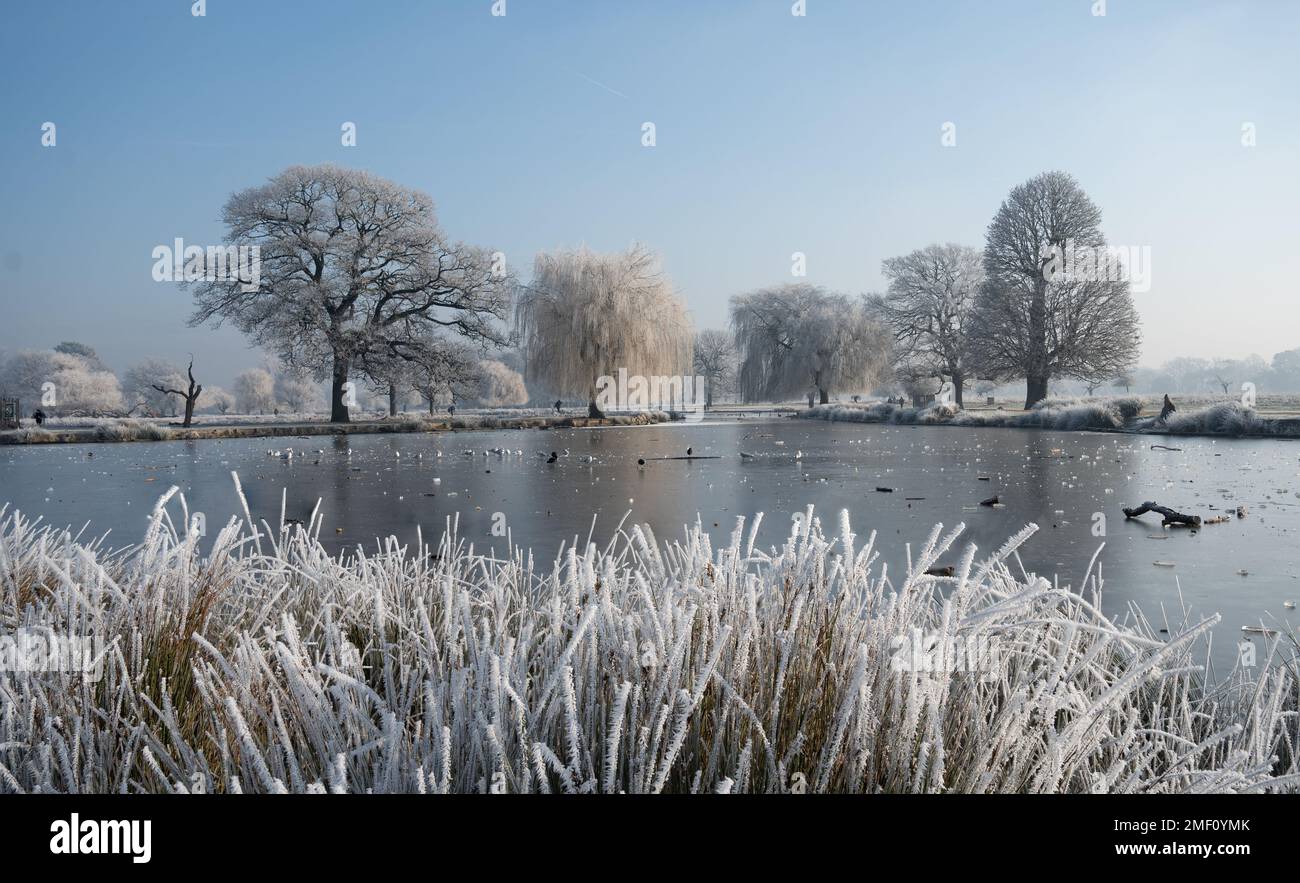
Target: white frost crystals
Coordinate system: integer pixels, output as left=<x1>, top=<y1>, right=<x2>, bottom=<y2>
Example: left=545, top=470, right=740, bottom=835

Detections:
left=0, top=482, right=1297, bottom=794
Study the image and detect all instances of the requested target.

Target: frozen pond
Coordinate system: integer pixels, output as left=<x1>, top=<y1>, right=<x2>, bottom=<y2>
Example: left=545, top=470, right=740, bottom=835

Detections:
left=3, top=417, right=1298, bottom=675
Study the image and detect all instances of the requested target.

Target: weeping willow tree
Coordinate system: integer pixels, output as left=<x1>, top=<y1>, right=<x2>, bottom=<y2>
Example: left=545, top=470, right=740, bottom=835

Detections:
left=730, top=284, right=891, bottom=405
left=514, top=245, right=693, bottom=416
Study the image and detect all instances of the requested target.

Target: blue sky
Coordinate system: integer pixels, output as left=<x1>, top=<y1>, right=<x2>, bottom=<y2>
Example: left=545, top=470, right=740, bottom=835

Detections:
left=1, top=0, right=1298, bottom=385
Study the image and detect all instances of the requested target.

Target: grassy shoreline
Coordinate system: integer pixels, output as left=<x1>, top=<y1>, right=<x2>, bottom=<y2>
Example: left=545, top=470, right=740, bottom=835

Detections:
left=801, top=398, right=1300, bottom=439
left=1, top=484, right=1296, bottom=794
left=0, top=411, right=672, bottom=446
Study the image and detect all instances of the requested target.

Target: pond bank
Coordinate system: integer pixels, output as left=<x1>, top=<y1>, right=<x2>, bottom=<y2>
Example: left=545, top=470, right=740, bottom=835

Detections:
left=800, top=399, right=1300, bottom=439
left=0, top=411, right=672, bottom=446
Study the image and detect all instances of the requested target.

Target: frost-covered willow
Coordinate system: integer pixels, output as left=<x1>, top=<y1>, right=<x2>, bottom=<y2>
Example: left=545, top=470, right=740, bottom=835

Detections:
left=514, top=246, right=692, bottom=417
left=730, top=284, right=891, bottom=405
left=2, top=483, right=1297, bottom=794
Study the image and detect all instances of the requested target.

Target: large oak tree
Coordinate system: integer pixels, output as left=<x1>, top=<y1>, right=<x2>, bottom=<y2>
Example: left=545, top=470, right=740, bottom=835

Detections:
left=190, top=165, right=512, bottom=422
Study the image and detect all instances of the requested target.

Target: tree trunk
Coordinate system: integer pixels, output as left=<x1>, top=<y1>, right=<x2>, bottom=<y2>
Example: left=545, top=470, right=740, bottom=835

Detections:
left=182, top=396, right=196, bottom=427
left=1025, top=276, right=1049, bottom=409
left=1024, top=374, right=1048, bottom=410
left=951, top=371, right=964, bottom=408
left=588, top=398, right=605, bottom=419
left=330, top=355, right=351, bottom=423
left=819, top=387, right=829, bottom=405
left=388, top=382, right=398, bottom=417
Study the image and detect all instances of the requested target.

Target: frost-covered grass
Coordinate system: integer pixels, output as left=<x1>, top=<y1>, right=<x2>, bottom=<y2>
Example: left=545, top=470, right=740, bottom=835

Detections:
left=2, top=482, right=1297, bottom=794
left=805, top=397, right=1300, bottom=437
left=90, top=419, right=175, bottom=442
left=804, top=397, right=1139, bottom=431
left=1151, top=402, right=1300, bottom=437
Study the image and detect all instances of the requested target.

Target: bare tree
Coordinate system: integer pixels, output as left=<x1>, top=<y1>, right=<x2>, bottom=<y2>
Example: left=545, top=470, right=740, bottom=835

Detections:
left=692, top=329, right=735, bottom=409
left=189, top=164, right=513, bottom=423
left=514, top=245, right=692, bottom=417
left=869, top=243, right=982, bottom=407
left=968, top=171, right=1140, bottom=408
left=730, top=284, right=890, bottom=405
left=405, top=338, right=484, bottom=413
left=1209, top=358, right=1236, bottom=395
left=149, top=356, right=203, bottom=427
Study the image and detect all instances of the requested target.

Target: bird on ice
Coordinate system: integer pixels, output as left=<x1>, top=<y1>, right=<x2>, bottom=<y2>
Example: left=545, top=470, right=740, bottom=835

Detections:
left=547, top=451, right=559, bottom=464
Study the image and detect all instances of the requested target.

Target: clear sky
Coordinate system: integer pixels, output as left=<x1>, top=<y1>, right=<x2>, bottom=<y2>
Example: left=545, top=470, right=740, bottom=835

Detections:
left=1, top=0, right=1297, bottom=386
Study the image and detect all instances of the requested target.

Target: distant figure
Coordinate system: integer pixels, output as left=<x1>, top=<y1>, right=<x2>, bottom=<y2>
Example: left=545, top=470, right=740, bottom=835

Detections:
left=1159, top=394, right=1176, bottom=423
left=32, top=409, right=45, bottom=426
left=546, top=451, right=558, bottom=464
left=554, top=399, right=563, bottom=414
left=447, top=404, right=456, bottom=417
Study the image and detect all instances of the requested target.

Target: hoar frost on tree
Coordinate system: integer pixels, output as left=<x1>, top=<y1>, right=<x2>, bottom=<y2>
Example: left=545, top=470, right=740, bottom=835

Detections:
left=473, top=360, right=529, bottom=407
left=869, top=243, right=983, bottom=407
left=968, top=171, right=1141, bottom=408
left=201, top=386, right=236, bottom=415
left=189, top=164, right=513, bottom=422
left=514, top=245, right=692, bottom=417
left=273, top=366, right=323, bottom=413
left=233, top=368, right=275, bottom=415
left=0, top=350, right=124, bottom=416
left=730, top=284, right=890, bottom=405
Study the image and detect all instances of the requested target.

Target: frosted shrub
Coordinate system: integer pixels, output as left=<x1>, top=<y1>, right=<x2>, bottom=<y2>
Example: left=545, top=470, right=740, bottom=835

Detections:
left=1, top=483, right=1297, bottom=794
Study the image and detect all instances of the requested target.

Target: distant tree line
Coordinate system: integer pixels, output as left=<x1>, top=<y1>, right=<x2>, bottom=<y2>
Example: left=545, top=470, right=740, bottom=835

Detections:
left=8, top=168, right=1271, bottom=423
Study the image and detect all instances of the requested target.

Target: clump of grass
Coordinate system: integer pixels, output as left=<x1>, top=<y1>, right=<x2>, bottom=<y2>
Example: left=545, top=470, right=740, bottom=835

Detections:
left=1, top=485, right=1296, bottom=794
left=91, top=419, right=174, bottom=442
